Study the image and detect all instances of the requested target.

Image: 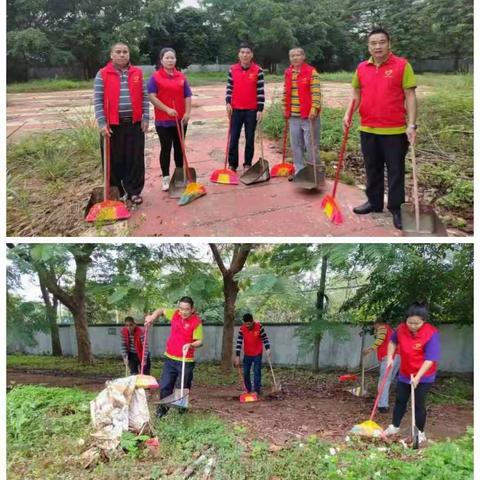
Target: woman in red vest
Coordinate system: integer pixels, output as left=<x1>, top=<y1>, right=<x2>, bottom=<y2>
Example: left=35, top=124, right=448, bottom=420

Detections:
left=94, top=42, right=149, bottom=204
left=148, top=48, right=192, bottom=191
left=234, top=313, right=271, bottom=395
left=383, top=303, right=440, bottom=444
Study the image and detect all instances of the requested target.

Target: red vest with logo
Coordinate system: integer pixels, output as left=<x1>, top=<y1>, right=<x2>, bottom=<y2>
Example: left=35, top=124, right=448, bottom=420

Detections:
left=231, top=63, right=261, bottom=110
left=376, top=324, right=396, bottom=361
left=121, top=325, right=144, bottom=360
left=396, top=322, right=438, bottom=377
left=166, top=310, right=202, bottom=360
left=152, top=68, right=186, bottom=122
left=240, top=322, right=264, bottom=356
left=356, top=53, right=409, bottom=129
left=284, top=63, right=315, bottom=119
left=101, top=62, right=143, bottom=125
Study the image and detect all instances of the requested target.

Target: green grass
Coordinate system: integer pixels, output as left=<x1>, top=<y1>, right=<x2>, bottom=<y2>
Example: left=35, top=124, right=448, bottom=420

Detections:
left=7, top=79, right=94, bottom=93
left=7, top=113, right=100, bottom=236
left=7, top=385, right=473, bottom=480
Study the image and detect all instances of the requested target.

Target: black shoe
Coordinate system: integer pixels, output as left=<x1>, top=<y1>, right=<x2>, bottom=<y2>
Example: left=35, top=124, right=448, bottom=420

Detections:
left=353, top=202, right=383, bottom=215
left=228, top=165, right=237, bottom=172
left=392, top=211, right=402, bottom=230
left=378, top=407, right=390, bottom=413
left=156, top=405, right=169, bottom=418
left=287, top=175, right=294, bottom=182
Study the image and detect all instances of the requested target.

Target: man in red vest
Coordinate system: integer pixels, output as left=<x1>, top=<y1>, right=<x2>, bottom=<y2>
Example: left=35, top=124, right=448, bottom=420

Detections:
left=120, top=316, right=151, bottom=375
left=94, top=42, right=149, bottom=205
left=343, top=28, right=418, bottom=229
left=145, top=296, right=203, bottom=417
left=225, top=43, right=265, bottom=172
left=362, top=319, right=400, bottom=413
left=283, top=47, right=322, bottom=179
left=234, top=313, right=271, bottom=395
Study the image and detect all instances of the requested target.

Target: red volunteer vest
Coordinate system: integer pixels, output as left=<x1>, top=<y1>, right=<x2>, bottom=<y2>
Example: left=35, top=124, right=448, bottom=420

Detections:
left=356, top=53, right=409, bottom=129
left=284, top=63, right=315, bottom=119
left=376, top=324, right=395, bottom=361
left=121, top=326, right=144, bottom=360
left=101, top=61, right=143, bottom=125
left=166, top=310, right=202, bottom=360
left=240, top=322, right=263, bottom=356
left=231, top=62, right=261, bottom=110
left=152, top=68, right=186, bottom=122
left=396, top=322, right=438, bottom=377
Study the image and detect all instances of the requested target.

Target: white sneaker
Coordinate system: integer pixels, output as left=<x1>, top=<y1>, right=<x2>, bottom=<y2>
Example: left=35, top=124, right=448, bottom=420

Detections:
left=418, top=431, right=427, bottom=444
left=162, top=176, right=170, bottom=191
left=383, top=424, right=400, bottom=436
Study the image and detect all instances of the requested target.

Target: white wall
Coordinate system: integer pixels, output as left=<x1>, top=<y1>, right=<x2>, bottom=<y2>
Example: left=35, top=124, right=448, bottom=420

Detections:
left=11, top=324, right=473, bottom=373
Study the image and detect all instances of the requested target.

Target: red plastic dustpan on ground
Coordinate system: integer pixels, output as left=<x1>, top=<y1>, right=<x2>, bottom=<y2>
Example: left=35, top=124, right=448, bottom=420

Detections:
left=320, top=100, right=355, bottom=225
left=210, top=116, right=239, bottom=185
left=270, top=118, right=295, bottom=177
left=135, top=324, right=159, bottom=389
left=85, top=125, right=130, bottom=223
left=237, top=365, right=258, bottom=403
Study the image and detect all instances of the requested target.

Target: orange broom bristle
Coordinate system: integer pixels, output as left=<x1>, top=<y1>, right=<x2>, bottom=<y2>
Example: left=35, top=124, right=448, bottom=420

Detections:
left=321, top=195, right=344, bottom=225
left=271, top=163, right=294, bottom=177
left=178, top=182, right=207, bottom=206
left=85, top=200, right=130, bottom=222
left=210, top=168, right=239, bottom=185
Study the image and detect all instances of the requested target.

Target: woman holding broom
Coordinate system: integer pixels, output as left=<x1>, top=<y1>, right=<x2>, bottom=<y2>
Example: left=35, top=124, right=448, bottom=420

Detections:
left=383, top=302, right=440, bottom=445
left=148, top=48, right=193, bottom=191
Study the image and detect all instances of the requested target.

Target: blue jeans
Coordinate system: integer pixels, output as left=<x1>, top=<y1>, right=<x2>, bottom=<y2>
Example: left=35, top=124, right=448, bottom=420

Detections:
left=243, top=354, right=262, bottom=394
left=378, top=355, right=400, bottom=408
left=228, top=109, right=257, bottom=169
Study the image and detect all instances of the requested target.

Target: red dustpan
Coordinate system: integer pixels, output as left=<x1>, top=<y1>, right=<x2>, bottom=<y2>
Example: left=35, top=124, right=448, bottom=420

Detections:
left=210, top=116, right=239, bottom=185
left=270, top=118, right=295, bottom=177
left=85, top=133, right=130, bottom=222
left=135, top=324, right=159, bottom=390
left=320, top=100, right=355, bottom=224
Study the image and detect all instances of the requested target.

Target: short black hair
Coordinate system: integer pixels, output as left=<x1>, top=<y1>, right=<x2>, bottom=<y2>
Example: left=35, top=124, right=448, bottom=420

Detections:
left=406, top=302, right=428, bottom=321
left=124, top=316, right=135, bottom=324
left=179, top=296, right=194, bottom=307
left=239, top=42, right=253, bottom=52
left=368, top=28, right=390, bottom=42
left=243, top=313, right=254, bottom=322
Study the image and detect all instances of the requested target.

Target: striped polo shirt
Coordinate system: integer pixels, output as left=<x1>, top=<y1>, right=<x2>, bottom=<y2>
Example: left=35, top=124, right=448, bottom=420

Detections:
left=288, top=69, right=321, bottom=117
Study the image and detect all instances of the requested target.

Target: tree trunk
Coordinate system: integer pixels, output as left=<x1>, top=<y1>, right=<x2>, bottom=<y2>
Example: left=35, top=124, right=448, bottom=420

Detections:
left=312, top=254, right=328, bottom=371
left=72, top=303, right=92, bottom=363
left=220, top=275, right=239, bottom=370
left=40, top=280, right=62, bottom=356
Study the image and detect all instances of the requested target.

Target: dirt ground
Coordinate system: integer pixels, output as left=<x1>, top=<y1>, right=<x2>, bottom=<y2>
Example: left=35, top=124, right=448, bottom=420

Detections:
left=8, top=368, right=472, bottom=447
left=8, top=82, right=455, bottom=237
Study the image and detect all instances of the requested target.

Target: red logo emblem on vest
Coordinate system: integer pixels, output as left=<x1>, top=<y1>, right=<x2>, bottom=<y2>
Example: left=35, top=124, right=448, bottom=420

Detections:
left=413, top=342, right=422, bottom=351
left=384, top=69, right=393, bottom=77
left=249, top=73, right=256, bottom=80
left=132, top=75, right=140, bottom=82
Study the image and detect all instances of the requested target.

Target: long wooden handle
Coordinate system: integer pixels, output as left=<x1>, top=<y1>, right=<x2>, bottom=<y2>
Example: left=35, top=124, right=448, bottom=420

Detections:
left=309, top=118, right=317, bottom=185
left=411, top=146, right=420, bottom=232
left=268, top=356, right=278, bottom=389
left=180, top=349, right=186, bottom=397
left=411, top=374, right=416, bottom=438
left=281, top=117, right=288, bottom=164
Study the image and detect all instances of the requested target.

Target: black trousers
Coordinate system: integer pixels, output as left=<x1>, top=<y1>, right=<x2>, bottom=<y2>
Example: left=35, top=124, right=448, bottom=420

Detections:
left=127, top=351, right=151, bottom=375
left=228, top=109, right=257, bottom=170
left=360, top=132, right=409, bottom=212
left=155, top=124, right=187, bottom=177
left=392, top=380, right=432, bottom=431
left=102, top=122, right=145, bottom=197
left=159, top=357, right=195, bottom=399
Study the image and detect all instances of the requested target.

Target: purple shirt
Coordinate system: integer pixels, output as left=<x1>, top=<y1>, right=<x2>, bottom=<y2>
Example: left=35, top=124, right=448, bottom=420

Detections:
left=147, top=74, right=192, bottom=127
left=391, top=330, right=441, bottom=384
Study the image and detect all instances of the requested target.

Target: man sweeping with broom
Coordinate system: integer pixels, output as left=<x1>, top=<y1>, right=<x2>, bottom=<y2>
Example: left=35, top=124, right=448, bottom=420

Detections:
left=144, top=296, right=203, bottom=418
left=234, top=313, right=272, bottom=396
left=121, top=316, right=151, bottom=375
